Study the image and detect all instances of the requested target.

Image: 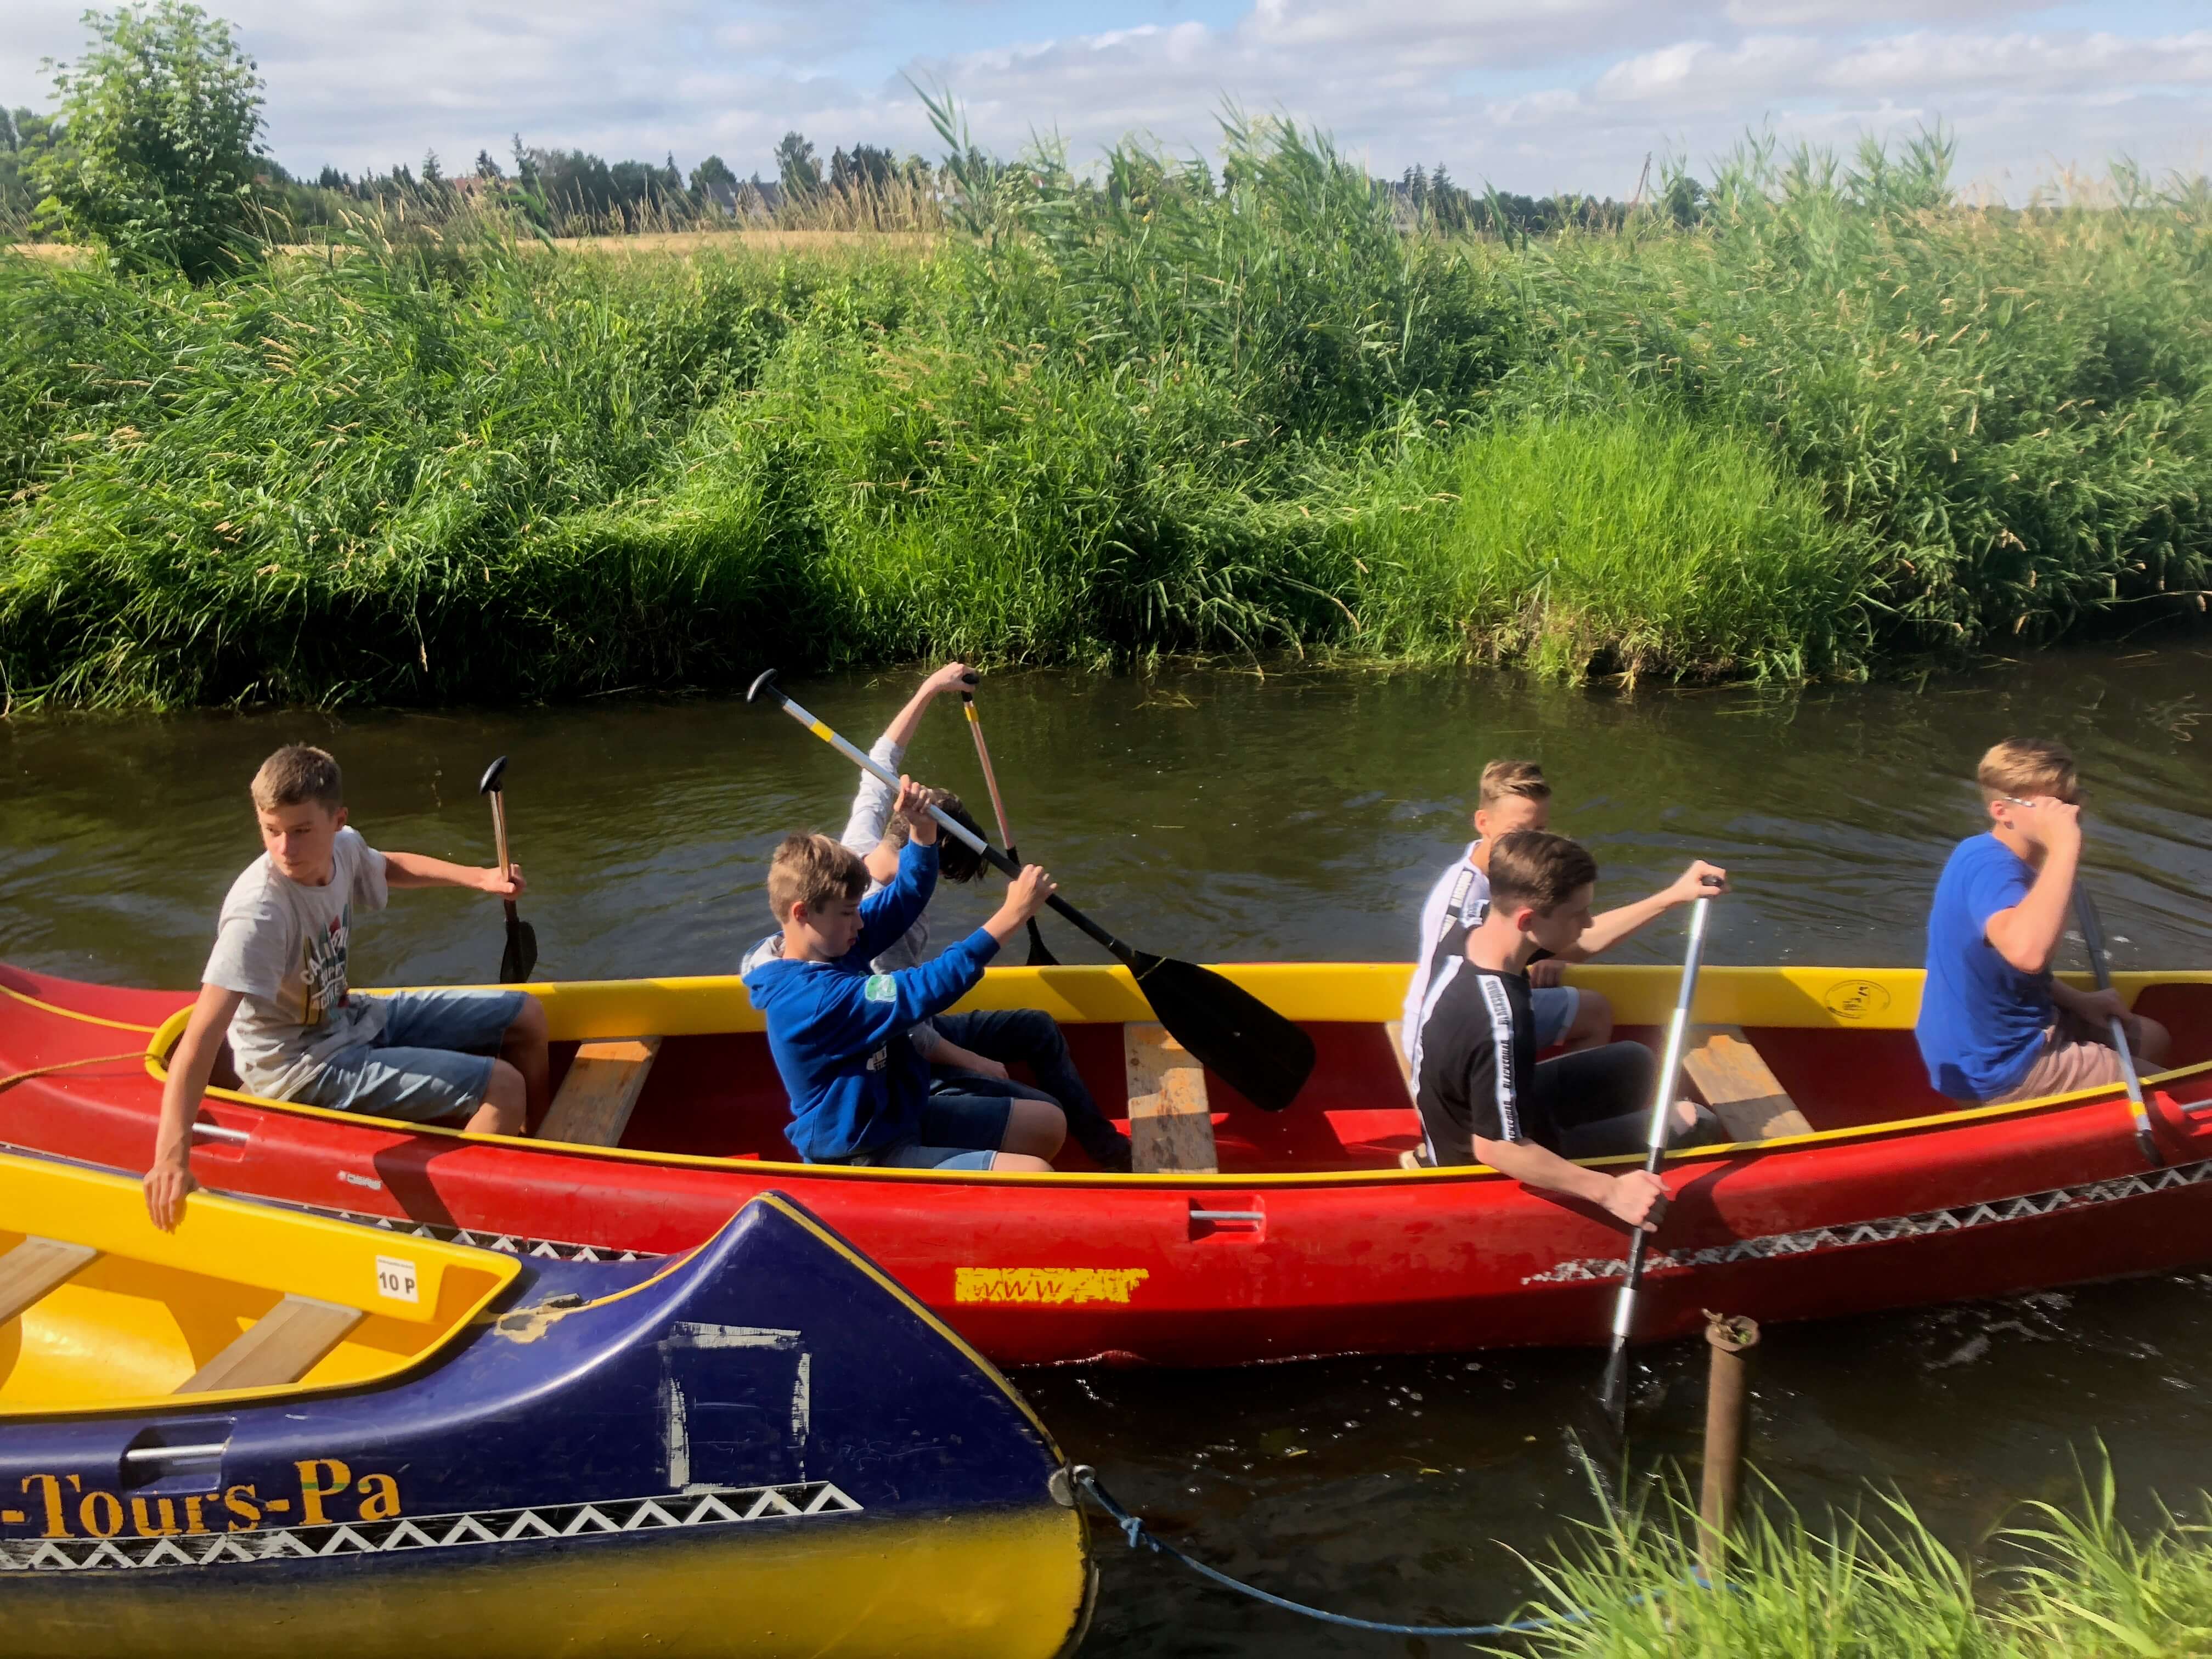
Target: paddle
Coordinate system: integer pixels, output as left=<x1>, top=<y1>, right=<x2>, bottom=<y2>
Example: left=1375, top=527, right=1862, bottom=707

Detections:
left=747, top=668, right=1315, bottom=1113
left=2074, top=886, right=2162, bottom=1168
left=476, top=756, right=538, bottom=984
left=957, top=672, right=1059, bottom=968
left=1596, top=878, right=1721, bottom=1434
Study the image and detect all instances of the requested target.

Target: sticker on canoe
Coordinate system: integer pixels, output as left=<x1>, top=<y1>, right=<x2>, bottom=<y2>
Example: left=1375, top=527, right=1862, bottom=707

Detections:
left=954, top=1267, right=1150, bottom=1306
left=375, top=1255, right=420, bottom=1304
left=1822, top=979, right=1893, bottom=1022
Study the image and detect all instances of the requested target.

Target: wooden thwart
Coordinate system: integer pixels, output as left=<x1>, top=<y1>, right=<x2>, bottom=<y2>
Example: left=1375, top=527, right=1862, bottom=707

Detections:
left=0, top=1237, right=99, bottom=1326
left=180, top=1295, right=364, bottom=1394
left=1125, top=1023, right=1218, bottom=1175
left=1683, top=1026, right=1810, bottom=1143
left=538, top=1036, right=663, bottom=1148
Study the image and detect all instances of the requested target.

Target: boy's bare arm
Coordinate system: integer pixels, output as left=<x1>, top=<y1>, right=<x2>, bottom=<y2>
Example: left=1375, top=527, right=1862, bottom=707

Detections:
left=1561, top=860, right=1729, bottom=960
left=983, top=865, right=1055, bottom=946
left=144, top=983, right=246, bottom=1231
left=1471, top=1134, right=1669, bottom=1230
left=1984, top=798, right=2080, bottom=974
left=882, top=662, right=973, bottom=751
left=383, top=849, right=526, bottom=895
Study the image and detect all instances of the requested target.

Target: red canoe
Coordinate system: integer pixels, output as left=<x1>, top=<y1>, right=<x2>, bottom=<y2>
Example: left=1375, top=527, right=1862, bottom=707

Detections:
left=5, top=960, right=2211, bottom=1368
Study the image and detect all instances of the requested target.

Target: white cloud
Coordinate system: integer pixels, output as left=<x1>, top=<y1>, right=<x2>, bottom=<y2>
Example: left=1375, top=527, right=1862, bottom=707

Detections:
left=1, top=1, right=2207, bottom=198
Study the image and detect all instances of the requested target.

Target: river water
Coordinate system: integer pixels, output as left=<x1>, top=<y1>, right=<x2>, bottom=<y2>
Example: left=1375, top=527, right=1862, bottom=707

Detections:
left=5, top=645, right=2212, bottom=1654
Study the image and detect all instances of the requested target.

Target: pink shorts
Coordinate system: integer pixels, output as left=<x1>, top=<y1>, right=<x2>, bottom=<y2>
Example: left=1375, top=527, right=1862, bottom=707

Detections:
left=1987, top=1012, right=2134, bottom=1105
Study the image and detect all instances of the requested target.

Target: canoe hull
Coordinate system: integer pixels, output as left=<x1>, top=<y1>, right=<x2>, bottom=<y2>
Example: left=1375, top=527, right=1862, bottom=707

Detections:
left=1, top=1507, right=1085, bottom=1659
left=7, top=962, right=2212, bottom=1369
left=1, top=1156, right=1091, bottom=1659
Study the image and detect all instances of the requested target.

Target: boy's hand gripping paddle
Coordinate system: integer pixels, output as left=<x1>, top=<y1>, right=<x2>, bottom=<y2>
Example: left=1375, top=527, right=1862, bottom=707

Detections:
left=958, top=672, right=1058, bottom=968
left=2074, top=885, right=2161, bottom=1168
left=747, top=668, right=1314, bottom=1113
left=477, top=756, right=538, bottom=984
left=1596, top=876, right=1722, bottom=1434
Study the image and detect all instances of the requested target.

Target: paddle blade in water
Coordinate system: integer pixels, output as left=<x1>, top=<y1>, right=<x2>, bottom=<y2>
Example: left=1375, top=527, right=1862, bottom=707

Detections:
left=1127, top=952, right=1314, bottom=1113
left=1596, top=1340, right=1630, bottom=1437
left=501, top=904, right=537, bottom=983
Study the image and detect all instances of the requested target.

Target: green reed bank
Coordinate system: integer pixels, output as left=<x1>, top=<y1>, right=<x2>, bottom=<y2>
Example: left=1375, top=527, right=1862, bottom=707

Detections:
left=4, top=125, right=2209, bottom=710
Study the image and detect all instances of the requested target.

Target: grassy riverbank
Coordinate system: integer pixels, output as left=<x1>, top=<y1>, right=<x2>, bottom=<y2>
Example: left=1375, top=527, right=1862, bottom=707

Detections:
left=1515, top=1465, right=2212, bottom=1658
left=2, top=124, right=2208, bottom=708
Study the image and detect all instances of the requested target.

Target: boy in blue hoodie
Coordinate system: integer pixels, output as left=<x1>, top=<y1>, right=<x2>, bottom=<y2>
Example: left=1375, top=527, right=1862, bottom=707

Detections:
left=742, top=779, right=1065, bottom=1170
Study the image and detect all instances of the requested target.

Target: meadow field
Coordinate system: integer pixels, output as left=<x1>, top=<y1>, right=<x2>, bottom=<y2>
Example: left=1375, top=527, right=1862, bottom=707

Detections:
left=2, top=124, right=2208, bottom=708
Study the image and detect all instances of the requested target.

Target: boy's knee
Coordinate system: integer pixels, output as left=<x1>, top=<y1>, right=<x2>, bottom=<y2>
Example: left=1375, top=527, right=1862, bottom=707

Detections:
left=482, top=1059, right=526, bottom=1114
left=506, top=995, right=548, bottom=1045
left=1005, top=1098, right=1065, bottom=1156
left=2138, top=1015, right=2172, bottom=1064
left=1573, top=990, right=1615, bottom=1045
left=989, top=1152, right=1057, bottom=1173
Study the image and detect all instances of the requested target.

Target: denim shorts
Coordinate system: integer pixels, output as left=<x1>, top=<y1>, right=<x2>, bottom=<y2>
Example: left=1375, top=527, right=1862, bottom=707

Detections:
left=836, top=1092, right=1013, bottom=1171
left=294, top=989, right=527, bottom=1124
left=1531, top=986, right=1580, bottom=1049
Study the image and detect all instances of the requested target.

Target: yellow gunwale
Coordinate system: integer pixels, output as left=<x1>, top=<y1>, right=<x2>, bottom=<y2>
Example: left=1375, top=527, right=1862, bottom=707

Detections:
left=0, top=1149, right=522, bottom=1418
left=132, top=963, right=2212, bottom=1189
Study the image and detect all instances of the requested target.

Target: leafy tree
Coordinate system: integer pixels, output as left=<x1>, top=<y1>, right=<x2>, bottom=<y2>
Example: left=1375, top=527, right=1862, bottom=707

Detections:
left=420, top=148, right=445, bottom=190
left=473, top=149, right=503, bottom=180
left=775, top=130, right=820, bottom=199
left=30, top=1, right=266, bottom=280
left=830, top=142, right=896, bottom=193
left=314, top=163, right=347, bottom=191
left=2, top=107, right=65, bottom=224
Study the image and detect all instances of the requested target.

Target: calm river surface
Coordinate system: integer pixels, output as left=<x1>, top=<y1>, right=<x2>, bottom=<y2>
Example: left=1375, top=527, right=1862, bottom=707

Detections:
left=6, top=645, right=2212, bottom=1654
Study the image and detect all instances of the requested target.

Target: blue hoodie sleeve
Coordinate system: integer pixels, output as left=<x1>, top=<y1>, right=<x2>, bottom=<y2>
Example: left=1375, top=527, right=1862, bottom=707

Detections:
left=814, top=928, right=1004, bottom=1058
left=853, top=838, right=939, bottom=964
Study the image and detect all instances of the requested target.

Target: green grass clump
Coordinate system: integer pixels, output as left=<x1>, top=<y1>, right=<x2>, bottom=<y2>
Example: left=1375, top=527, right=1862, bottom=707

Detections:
left=1513, top=1461, right=2212, bottom=1658
left=1, top=120, right=2208, bottom=708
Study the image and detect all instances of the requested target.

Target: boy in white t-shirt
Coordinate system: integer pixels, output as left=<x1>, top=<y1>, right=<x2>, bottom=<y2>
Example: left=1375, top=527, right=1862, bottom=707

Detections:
left=144, top=744, right=548, bottom=1229
left=1401, top=759, right=1728, bottom=1083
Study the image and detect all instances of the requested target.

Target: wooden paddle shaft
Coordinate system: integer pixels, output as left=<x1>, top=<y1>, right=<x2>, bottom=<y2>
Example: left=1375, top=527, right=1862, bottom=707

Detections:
left=960, top=685, right=1019, bottom=854
left=2075, top=886, right=2160, bottom=1165
left=487, top=789, right=514, bottom=882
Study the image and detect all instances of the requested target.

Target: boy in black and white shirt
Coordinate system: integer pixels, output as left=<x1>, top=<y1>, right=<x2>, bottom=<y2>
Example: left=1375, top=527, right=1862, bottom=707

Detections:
left=1413, top=830, right=1716, bottom=1233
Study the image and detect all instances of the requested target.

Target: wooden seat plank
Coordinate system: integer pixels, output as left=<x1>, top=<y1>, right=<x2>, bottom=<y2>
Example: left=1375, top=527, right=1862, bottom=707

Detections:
left=1124, top=1023, right=1218, bottom=1175
left=0, top=1237, right=99, bottom=1326
left=1682, top=1026, right=1812, bottom=1144
left=180, top=1294, right=364, bottom=1394
left=538, top=1036, right=663, bottom=1148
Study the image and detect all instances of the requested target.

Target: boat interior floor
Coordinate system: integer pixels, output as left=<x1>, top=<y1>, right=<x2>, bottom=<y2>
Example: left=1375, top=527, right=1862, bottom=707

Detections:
left=532, top=982, right=2212, bottom=1176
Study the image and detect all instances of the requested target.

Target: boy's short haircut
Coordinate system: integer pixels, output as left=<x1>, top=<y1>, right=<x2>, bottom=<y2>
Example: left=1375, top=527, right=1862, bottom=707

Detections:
left=768, top=833, right=868, bottom=921
left=883, top=793, right=988, bottom=883
left=1477, top=759, right=1551, bottom=813
left=251, top=745, right=344, bottom=814
left=1977, top=738, right=2078, bottom=805
left=1487, top=830, right=1598, bottom=914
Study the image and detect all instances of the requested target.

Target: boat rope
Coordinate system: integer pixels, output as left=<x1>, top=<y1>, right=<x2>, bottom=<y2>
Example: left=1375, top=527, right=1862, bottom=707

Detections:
left=0, top=982, right=161, bottom=1034
left=1070, top=1465, right=1581, bottom=1639
left=0, top=1052, right=152, bottom=1093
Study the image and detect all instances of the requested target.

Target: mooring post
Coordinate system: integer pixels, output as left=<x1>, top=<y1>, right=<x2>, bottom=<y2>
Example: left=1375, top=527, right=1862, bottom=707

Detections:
left=1699, top=1310, right=1760, bottom=1565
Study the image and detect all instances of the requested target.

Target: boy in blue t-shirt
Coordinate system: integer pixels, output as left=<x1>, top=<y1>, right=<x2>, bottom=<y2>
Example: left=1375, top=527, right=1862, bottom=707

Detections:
left=742, top=777, right=1065, bottom=1170
left=1916, top=738, right=2170, bottom=1103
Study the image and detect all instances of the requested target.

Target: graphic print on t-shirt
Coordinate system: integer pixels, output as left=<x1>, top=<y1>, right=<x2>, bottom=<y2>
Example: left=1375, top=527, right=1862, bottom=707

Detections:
left=300, top=905, right=351, bottom=1028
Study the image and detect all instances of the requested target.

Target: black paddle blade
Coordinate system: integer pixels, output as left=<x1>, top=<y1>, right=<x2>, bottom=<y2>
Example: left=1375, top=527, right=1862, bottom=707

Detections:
left=1126, top=951, right=1314, bottom=1113
left=501, top=902, right=537, bottom=983
left=1023, top=919, right=1060, bottom=968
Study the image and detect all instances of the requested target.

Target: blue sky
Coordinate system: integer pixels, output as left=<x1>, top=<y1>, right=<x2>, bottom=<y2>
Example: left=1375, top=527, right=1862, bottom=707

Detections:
left=6, top=1, right=2209, bottom=199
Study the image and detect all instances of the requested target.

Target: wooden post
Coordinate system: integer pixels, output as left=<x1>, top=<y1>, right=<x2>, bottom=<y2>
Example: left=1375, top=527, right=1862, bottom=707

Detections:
left=1699, top=1311, right=1759, bottom=1566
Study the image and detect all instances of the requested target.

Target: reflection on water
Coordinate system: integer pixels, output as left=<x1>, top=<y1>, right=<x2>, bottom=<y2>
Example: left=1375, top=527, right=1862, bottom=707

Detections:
left=4, top=644, right=2211, bottom=1655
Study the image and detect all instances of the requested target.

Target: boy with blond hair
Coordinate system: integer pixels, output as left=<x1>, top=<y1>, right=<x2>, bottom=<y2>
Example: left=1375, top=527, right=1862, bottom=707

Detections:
left=743, top=778, right=1065, bottom=1171
left=1410, top=830, right=1716, bottom=1225
left=145, top=744, right=547, bottom=1229
left=1401, top=759, right=1727, bottom=1080
left=1916, top=738, right=2171, bottom=1103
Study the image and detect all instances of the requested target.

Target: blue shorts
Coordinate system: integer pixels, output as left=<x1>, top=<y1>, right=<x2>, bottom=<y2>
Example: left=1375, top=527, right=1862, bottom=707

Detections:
left=833, top=1093, right=1013, bottom=1171
left=294, top=989, right=528, bottom=1124
left=1532, top=986, right=1581, bottom=1049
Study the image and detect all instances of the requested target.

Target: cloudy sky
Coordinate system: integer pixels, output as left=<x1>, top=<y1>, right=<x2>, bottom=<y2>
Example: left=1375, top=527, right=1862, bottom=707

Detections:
left=5, top=1, right=2209, bottom=199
